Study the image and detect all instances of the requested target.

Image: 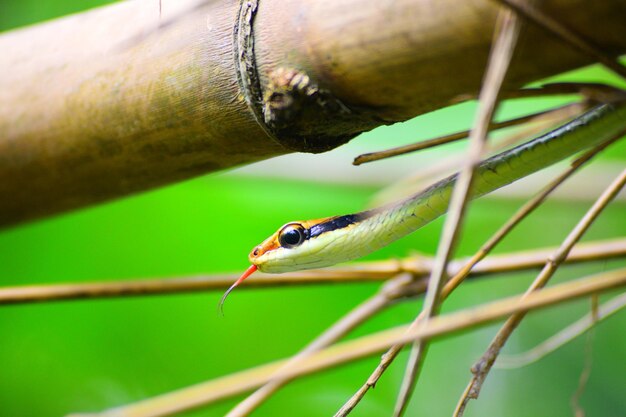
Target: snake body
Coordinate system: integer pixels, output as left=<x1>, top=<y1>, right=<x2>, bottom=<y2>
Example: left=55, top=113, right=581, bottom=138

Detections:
left=249, top=102, right=626, bottom=273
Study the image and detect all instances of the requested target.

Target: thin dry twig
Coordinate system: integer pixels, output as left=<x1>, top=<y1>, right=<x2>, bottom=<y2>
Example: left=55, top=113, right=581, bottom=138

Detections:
left=367, top=100, right=586, bottom=209
left=493, top=0, right=626, bottom=79
left=224, top=273, right=416, bottom=417
left=68, top=267, right=626, bottom=417
left=452, top=82, right=626, bottom=106
left=443, top=135, right=623, bottom=295
left=393, top=10, right=521, bottom=416
left=570, top=324, right=595, bottom=417
left=232, top=233, right=618, bottom=417
left=226, top=221, right=602, bottom=417
left=336, top=135, right=624, bottom=416
left=4, top=239, right=625, bottom=306
left=452, top=239, right=626, bottom=276
left=336, top=9, right=521, bottom=415
left=496, top=292, right=626, bottom=369
left=352, top=103, right=578, bottom=166
left=0, top=263, right=427, bottom=305
left=454, top=168, right=626, bottom=417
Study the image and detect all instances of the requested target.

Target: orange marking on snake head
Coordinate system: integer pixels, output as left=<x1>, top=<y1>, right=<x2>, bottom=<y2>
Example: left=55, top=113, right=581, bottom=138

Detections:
left=248, top=235, right=280, bottom=261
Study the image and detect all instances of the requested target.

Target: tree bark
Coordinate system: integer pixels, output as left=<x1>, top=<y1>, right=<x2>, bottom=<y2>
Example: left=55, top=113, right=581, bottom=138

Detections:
left=0, top=0, right=625, bottom=227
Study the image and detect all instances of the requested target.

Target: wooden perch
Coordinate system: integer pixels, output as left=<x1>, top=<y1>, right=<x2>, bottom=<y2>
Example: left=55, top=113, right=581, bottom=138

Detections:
left=0, top=0, right=625, bottom=227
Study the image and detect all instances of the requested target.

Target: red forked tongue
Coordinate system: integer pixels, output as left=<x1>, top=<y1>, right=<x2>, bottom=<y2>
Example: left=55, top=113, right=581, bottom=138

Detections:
left=218, top=264, right=258, bottom=315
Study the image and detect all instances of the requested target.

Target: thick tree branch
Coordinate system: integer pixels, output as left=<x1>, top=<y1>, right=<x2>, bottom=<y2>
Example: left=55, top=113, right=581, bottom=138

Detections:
left=1, top=0, right=625, bottom=226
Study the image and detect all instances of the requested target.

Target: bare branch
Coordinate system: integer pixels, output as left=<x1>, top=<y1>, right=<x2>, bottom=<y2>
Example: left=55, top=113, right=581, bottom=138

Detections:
left=452, top=83, right=626, bottom=105
left=3, top=1, right=626, bottom=227
left=224, top=273, right=413, bottom=417
left=4, top=239, right=625, bottom=305
left=68, top=267, right=626, bottom=417
left=496, top=292, right=626, bottom=369
left=352, top=103, right=579, bottom=166
left=443, top=135, right=623, bottom=296
left=456, top=238, right=626, bottom=277
left=393, top=10, right=521, bottom=416
left=570, top=322, right=595, bottom=417
left=366, top=100, right=586, bottom=209
left=493, top=0, right=626, bottom=79
left=454, top=168, right=626, bottom=417
left=335, top=134, right=623, bottom=416
left=0, top=263, right=428, bottom=305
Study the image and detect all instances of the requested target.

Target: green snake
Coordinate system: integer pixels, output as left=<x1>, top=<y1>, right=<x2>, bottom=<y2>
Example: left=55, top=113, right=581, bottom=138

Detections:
left=220, top=101, right=626, bottom=308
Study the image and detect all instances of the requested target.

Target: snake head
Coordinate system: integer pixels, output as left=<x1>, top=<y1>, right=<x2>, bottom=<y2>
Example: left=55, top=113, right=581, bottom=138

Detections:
left=248, top=214, right=365, bottom=273
left=218, top=221, right=311, bottom=313
left=219, top=213, right=368, bottom=312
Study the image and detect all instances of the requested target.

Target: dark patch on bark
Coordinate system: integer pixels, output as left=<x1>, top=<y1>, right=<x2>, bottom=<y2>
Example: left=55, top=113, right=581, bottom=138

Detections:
left=262, top=68, right=389, bottom=153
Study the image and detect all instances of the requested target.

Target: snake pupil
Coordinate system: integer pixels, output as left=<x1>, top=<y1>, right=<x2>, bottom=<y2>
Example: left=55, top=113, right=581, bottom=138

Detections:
left=279, top=225, right=305, bottom=248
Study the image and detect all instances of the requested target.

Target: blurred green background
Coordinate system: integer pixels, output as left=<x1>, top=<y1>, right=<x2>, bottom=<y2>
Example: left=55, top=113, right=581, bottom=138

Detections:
left=1, top=2, right=625, bottom=417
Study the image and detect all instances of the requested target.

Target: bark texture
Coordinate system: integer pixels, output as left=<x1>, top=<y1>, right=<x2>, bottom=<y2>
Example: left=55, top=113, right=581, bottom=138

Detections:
left=0, top=0, right=625, bottom=227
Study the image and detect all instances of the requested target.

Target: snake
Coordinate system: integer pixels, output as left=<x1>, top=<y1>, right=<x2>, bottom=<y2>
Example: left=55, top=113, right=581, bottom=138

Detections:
left=219, top=101, right=626, bottom=310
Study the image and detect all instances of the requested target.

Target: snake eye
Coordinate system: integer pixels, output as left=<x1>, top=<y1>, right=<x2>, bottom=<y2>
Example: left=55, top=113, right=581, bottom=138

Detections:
left=278, top=224, right=306, bottom=249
